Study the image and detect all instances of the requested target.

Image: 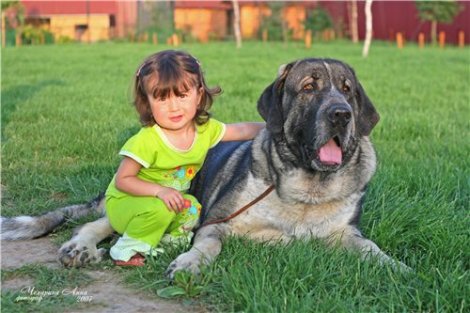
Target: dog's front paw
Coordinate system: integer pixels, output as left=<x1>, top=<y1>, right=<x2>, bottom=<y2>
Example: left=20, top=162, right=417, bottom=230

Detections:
left=58, top=237, right=106, bottom=267
left=165, top=251, right=204, bottom=279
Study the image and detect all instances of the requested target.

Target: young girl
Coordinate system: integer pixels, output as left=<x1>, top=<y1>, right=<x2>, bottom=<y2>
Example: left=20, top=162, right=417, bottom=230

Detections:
left=105, top=50, right=264, bottom=266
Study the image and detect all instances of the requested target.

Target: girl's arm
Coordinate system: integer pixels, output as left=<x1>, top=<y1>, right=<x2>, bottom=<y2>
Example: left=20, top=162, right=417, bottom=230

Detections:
left=222, top=122, right=265, bottom=141
left=115, top=157, right=184, bottom=212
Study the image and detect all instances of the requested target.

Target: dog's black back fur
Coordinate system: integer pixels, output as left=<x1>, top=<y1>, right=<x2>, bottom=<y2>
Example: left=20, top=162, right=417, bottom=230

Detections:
left=190, top=140, right=252, bottom=223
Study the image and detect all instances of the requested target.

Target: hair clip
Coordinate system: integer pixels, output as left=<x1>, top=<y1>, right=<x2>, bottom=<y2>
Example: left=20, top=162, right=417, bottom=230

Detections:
left=136, top=62, right=147, bottom=77
left=193, top=56, right=201, bottom=66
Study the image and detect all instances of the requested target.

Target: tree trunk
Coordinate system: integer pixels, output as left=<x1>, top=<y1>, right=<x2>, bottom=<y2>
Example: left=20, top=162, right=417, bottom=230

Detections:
left=282, top=20, right=288, bottom=43
left=1, top=11, right=6, bottom=48
left=349, top=0, right=359, bottom=43
left=431, top=20, right=437, bottom=46
left=362, top=0, right=373, bottom=58
left=232, top=0, right=242, bottom=48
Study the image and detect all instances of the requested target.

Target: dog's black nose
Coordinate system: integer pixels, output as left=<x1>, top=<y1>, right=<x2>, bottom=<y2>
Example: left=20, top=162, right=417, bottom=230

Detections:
left=327, top=104, right=352, bottom=127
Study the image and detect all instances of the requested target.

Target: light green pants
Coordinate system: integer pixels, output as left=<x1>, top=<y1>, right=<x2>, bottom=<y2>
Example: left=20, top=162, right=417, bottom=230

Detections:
left=106, top=194, right=201, bottom=261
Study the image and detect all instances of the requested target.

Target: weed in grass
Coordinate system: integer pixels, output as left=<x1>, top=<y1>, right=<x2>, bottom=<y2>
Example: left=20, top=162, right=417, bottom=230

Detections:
left=157, top=271, right=205, bottom=299
left=122, top=238, right=212, bottom=300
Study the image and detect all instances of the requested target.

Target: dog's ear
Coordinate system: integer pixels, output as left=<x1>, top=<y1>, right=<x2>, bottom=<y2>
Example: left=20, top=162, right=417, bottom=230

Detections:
left=356, top=82, right=380, bottom=136
left=257, top=63, right=293, bottom=135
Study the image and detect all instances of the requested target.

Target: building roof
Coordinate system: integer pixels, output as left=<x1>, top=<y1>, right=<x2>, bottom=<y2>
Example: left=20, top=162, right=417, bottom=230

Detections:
left=21, top=1, right=119, bottom=16
left=175, top=1, right=231, bottom=10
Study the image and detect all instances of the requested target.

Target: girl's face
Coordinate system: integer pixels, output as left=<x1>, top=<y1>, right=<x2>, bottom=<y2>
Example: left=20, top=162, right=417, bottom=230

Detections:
left=148, top=86, right=202, bottom=131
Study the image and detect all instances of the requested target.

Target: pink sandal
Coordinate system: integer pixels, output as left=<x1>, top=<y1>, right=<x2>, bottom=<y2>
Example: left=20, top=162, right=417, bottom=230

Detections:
left=114, top=254, right=145, bottom=267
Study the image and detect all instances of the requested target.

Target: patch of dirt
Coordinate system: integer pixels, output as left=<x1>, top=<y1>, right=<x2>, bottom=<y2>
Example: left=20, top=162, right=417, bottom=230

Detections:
left=2, top=277, right=34, bottom=290
left=1, top=237, right=207, bottom=312
left=1, top=237, right=60, bottom=269
left=72, top=270, right=206, bottom=313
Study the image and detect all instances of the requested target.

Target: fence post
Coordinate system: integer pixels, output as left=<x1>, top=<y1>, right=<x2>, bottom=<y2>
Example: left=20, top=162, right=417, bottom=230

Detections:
left=152, top=33, right=158, bottom=45
left=458, top=30, right=465, bottom=48
left=396, top=32, right=404, bottom=49
left=439, top=31, right=445, bottom=48
left=305, top=30, right=312, bottom=48
left=15, top=31, right=21, bottom=46
left=418, top=32, right=425, bottom=48
left=172, top=33, right=179, bottom=46
left=262, top=29, right=268, bottom=42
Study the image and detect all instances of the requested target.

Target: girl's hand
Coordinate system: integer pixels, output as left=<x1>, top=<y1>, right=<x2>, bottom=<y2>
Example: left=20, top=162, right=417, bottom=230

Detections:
left=114, top=158, right=185, bottom=212
left=155, top=186, right=184, bottom=212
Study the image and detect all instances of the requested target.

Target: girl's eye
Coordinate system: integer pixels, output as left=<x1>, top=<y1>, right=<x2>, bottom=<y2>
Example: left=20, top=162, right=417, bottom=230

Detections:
left=303, top=83, right=314, bottom=91
left=179, top=93, right=188, bottom=98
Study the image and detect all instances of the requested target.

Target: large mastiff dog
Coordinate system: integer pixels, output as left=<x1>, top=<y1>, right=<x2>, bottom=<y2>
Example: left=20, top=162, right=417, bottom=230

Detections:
left=1, top=58, right=408, bottom=273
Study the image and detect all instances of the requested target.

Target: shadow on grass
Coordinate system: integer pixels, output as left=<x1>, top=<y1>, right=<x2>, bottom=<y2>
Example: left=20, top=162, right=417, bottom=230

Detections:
left=117, top=125, right=141, bottom=147
left=1, top=79, right=65, bottom=140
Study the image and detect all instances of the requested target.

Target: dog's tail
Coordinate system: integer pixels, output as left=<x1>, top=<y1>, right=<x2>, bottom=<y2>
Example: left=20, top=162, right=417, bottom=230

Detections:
left=0, top=193, right=105, bottom=240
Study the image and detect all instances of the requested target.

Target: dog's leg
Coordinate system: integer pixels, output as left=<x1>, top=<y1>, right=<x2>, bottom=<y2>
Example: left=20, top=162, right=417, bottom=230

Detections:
left=1, top=194, right=105, bottom=240
left=337, top=226, right=410, bottom=272
left=58, top=217, right=113, bottom=267
left=165, top=224, right=227, bottom=278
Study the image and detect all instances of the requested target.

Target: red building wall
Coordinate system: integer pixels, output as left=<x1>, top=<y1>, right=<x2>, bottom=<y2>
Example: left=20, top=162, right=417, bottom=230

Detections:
left=320, top=1, right=470, bottom=45
left=359, top=1, right=469, bottom=44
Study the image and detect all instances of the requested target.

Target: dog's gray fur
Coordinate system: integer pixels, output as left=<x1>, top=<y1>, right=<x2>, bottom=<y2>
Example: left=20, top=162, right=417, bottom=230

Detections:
left=1, top=58, right=408, bottom=272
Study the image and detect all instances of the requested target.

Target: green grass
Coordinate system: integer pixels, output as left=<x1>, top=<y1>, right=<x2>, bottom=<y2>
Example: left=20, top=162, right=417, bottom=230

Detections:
left=2, top=41, right=469, bottom=312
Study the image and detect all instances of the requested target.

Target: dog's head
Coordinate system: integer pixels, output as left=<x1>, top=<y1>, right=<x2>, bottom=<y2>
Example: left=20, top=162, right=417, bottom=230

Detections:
left=257, top=58, right=379, bottom=172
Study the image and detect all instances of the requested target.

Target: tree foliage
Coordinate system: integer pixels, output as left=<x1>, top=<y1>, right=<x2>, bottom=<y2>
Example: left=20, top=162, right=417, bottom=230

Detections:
left=137, top=1, right=175, bottom=41
left=415, top=0, right=462, bottom=24
left=151, top=1, right=174, bottom=38
left=304, top=5, right=333, bottom=32
left=260, top=2, right=291, bottom=41
left=2, top=0, right=24, bottom=29
left=415, top=0, right=462, bottom=45
left=1, top=0, right=20, bottom=10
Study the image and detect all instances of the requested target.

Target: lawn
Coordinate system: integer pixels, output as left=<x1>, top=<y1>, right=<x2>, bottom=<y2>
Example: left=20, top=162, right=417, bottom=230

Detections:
left=2, top=41, right=469, bottom=312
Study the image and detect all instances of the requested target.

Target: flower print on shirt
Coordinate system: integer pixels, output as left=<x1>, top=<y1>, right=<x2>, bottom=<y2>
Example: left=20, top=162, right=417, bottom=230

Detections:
left=185, top=167, right=196, bottom=179
left=159, top=166, right=198, bottom=191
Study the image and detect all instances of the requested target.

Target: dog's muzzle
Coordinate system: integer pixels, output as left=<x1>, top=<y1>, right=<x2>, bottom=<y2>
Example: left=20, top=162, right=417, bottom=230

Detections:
left=310, top=103, right=353, bottom=170
left=327, top=103, right=352, bottom=129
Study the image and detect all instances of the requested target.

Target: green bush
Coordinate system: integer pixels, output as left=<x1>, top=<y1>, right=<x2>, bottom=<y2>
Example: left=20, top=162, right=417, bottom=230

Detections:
left=5, top=29, right=17, bottom=46
left=43, top=30, right=54, bottom=44
left=56, top=35, right=74, bottom=44
left=259, top=2, right=293, bottom=41
left=20, top=25, right=41, bottom=44
left=19, top=25, right=55, bottom=45
left=304, top=5, right=333, bottom=32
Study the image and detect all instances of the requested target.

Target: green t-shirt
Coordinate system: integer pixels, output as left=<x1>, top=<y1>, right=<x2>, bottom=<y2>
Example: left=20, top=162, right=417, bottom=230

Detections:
left=106, top=118, right=226, bottom=198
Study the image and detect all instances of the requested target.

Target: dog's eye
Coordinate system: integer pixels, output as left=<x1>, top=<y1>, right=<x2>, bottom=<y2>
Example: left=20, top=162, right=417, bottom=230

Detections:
left=303, top=83, right=315, bottom=91
left=342, top=84, right=350, bottom=93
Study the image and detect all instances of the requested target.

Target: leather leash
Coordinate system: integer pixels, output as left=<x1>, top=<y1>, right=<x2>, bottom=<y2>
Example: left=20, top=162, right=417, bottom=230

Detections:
left=201, top=185, right=275, bottom=227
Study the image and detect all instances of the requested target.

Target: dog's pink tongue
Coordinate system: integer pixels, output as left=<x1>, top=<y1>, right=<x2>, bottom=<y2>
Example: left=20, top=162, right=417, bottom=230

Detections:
left=318, top=139, right=342, bottom=165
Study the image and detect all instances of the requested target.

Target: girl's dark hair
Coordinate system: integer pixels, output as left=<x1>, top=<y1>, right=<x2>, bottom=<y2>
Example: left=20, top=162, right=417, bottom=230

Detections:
left=133, top=50, right=221, bottom=126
